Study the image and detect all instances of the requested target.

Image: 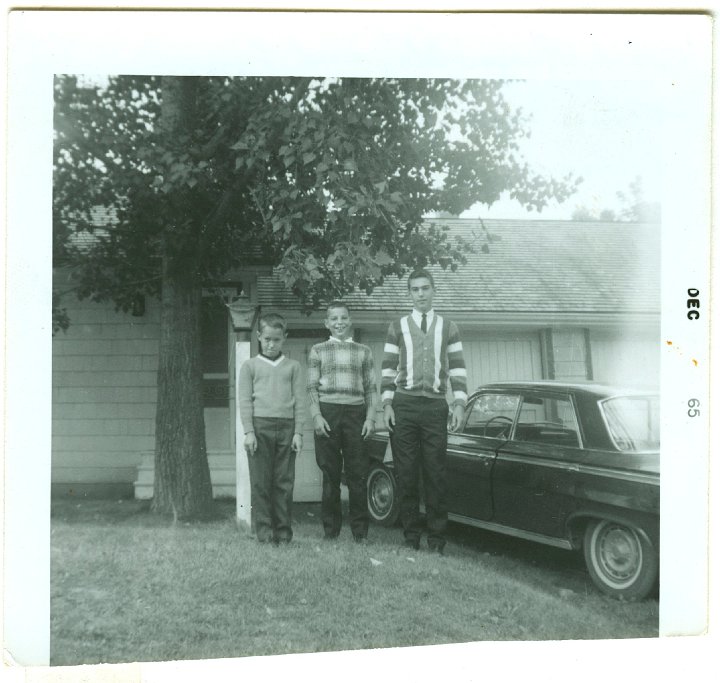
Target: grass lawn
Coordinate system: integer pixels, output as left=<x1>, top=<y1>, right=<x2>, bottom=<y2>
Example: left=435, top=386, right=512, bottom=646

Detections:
left=51, top=498, right=658, bottom=665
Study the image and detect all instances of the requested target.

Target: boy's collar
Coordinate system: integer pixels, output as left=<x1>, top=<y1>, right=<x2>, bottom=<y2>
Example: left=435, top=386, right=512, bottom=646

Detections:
left=329, top=335, right=354, bottom=343
left=258, top=352, right=284, bottom=365
left=412, top=308, right=435, bottom=318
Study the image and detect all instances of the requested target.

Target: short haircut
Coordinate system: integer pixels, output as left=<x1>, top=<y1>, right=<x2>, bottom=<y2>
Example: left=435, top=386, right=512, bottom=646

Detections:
left=258, top=312, right=287, bottom=333
left=326, top=300, right=350, bottom=316
left=407, top=268, right=435, bottom=290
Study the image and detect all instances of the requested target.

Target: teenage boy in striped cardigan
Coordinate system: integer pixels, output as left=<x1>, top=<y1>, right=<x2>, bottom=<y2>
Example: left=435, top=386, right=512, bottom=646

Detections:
left=382, top=269, right=468, bottom=554
left=307, top=302, right=377, bottom=542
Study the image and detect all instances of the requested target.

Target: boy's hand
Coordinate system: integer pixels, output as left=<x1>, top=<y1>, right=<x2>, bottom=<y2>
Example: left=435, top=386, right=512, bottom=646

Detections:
left=449, top=404, right=465, bottom=432
left=292, top=433, right=303, bottom=453
left=244, top=432, right=257, bottom=455
left=361, top=419, right=375, bottom=440
left=314, top=414, right=331, bottom=437
left=383, top=405, right=395, bottom=433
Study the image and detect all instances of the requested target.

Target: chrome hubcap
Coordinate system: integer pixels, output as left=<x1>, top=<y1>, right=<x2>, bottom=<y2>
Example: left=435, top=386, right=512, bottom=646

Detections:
left=370, top=474, right=392, bottom=516
left=597, top=524, right=642, bottom=585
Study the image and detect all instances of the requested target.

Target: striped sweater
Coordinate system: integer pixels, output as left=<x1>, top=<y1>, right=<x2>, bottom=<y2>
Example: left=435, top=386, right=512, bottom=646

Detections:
left=306, top=338, right=377, bottom=419
left=381, top=312, right=468, bottom=406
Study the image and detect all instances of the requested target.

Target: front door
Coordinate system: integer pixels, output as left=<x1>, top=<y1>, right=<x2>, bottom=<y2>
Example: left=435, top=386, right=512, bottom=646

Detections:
left=446, top=392, right=521, bottom=520
left=492, top=391, right=583, bottom=538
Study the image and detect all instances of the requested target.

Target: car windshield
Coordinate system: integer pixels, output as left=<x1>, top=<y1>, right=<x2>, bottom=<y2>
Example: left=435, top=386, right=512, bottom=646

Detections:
left=600, top=395, right=660, bottom=452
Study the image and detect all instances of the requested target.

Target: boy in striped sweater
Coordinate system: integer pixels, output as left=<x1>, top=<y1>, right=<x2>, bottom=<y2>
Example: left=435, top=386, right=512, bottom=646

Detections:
left=382, top=269, right=468, bottom=553
left=238, top=313, right=305, bottom=544
left=307, top=302, right=377, bottom=542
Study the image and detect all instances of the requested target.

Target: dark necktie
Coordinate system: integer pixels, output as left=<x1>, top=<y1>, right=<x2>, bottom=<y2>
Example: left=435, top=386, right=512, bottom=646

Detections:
left=421, top=313, right=427, bottom=333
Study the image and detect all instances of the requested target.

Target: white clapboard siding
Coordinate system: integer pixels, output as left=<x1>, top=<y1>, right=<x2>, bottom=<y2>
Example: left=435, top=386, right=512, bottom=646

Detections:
left=52, top=289, right=159, bottom=494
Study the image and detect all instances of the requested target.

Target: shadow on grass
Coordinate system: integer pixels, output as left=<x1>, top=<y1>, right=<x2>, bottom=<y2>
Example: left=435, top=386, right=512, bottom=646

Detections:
left=50, top=497, right=237, bottom=526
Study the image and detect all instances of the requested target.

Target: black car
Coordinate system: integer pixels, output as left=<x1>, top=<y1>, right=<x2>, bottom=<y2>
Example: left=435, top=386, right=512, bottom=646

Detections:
left=366, top=381, right=660, bottom=600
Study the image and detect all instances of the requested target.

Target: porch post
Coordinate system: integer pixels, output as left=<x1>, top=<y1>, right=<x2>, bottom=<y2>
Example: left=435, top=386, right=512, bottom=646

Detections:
left=228, top=297, right=259, bottom=529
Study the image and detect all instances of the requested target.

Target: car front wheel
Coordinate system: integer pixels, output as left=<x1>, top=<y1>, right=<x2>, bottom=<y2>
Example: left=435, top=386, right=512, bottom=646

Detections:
left=583, top=519, right=658, bottom=601
left=367, top=464, right=399, bottom=527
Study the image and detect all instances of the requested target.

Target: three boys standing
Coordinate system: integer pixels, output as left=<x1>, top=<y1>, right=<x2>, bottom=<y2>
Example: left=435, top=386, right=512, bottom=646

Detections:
left=237, top=269, right=466, bottom=551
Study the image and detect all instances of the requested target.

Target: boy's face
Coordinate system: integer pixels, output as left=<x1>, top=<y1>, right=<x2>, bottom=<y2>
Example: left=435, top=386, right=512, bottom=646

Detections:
left=257, top=325, right=287, bottom=359
left=325, top=306, right=352, bottom=339
left=409, top=276, right=434, bottom=313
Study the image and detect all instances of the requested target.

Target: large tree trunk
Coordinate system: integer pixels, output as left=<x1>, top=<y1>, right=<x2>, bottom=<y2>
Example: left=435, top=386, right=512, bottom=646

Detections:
left=151, top=76, right=214, bottom=519
left=152, top=262, right=214, bottom=518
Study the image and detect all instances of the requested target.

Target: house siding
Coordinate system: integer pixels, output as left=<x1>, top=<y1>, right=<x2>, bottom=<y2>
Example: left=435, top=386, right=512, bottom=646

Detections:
left=52, top=283, right=159, bottom=498
left=589, top=327, right=660, bottom=388
left=51, top=218, right=660, bottom=499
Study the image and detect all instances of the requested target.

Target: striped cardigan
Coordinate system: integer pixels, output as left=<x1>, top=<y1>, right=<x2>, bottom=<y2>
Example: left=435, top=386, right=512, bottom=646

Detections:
left=381, top=313, right=468, bottom=407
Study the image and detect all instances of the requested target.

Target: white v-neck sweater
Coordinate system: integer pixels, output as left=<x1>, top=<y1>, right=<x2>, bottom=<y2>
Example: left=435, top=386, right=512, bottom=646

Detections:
left=237, top=355, right=305, bottom=433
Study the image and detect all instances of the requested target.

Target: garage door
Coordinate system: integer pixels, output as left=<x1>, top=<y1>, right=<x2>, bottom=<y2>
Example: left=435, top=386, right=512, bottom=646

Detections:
left=463, top=331, right=544, bottom=391
left=282, top=336, right=325, bottom=502
left=366, top=329, right=543, bottom=399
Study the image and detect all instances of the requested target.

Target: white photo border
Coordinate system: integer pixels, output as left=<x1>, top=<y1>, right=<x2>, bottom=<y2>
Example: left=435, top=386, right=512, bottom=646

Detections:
left=4, top=7, right=714, bottom=679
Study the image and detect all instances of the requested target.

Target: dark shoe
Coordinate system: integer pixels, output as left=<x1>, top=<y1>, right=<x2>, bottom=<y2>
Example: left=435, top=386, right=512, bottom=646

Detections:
left=404, top=538, right=420, bottom=550
left=353, top=534, right=367, bottom=544
left=428, top=544, right=445, bottom=555
left=323, top=533, right=339, bottom=541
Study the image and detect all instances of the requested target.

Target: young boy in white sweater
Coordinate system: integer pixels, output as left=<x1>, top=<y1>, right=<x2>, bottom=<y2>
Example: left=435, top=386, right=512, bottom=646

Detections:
left=237, top=313, right=305, bottom=544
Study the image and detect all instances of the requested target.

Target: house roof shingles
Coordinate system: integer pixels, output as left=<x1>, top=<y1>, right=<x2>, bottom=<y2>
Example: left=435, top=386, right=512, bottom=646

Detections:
left=257, top=218, right=660, bottom=315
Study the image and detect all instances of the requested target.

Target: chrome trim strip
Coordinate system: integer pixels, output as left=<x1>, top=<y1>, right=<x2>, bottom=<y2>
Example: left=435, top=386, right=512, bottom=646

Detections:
left=448, top=513, right=573, bottom=550
left=494, top=451, right=659, bottom=485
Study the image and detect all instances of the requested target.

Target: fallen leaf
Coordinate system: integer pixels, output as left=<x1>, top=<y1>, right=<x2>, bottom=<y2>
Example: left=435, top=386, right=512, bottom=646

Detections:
left=370, top=558, right=382, bottom=567
left=406, top=557, right=416, bottom=563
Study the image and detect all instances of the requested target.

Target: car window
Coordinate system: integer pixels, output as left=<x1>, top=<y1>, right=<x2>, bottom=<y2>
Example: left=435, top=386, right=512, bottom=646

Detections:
left=461, top=393, right=520, bottom=439
left=514, top=395, right=581, bottom=448
left=600, top=395, right=660, bottom=452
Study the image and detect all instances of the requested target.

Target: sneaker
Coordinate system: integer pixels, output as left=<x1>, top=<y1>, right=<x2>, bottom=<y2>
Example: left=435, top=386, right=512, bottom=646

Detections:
left=404, top=538, right=420, bottom=550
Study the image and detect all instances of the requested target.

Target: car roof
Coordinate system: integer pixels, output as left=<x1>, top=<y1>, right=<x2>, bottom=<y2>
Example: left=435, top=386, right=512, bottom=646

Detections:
left=474, top=380, right=658, bottom=400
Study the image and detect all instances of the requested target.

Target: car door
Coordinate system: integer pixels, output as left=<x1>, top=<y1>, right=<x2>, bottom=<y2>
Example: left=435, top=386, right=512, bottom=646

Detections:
left=492, top=391, right=584, bottom=538
left=445, top=391, right=521, bottom=521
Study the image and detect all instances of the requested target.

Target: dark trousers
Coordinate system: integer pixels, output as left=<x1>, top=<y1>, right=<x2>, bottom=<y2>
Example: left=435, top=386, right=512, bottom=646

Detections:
left=314, top=402, right=369, bottom=539
left=392, top=393, right=449, bottom=550
left=248, top=417, right=296, bottom=542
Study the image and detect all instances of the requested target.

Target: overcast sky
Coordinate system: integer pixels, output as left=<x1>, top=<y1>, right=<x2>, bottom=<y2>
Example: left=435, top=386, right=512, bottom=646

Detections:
left=466, top=78, right=665, bottom=220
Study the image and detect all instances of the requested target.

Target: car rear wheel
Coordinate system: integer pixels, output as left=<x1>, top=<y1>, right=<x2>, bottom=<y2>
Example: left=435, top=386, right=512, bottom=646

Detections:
left=583, top=519, right=658, bottom=601
left=367, top=464, right=399, bottom=526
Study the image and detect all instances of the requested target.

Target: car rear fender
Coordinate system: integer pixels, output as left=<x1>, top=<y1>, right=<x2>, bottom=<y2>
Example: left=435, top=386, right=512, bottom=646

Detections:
left=565, top=510, right=659, bottom=551
left=366, top=434, right=393, bottom=464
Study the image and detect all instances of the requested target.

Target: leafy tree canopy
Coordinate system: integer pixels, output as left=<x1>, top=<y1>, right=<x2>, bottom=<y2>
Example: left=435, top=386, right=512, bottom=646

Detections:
left=571, top=176, right=660, bottom=223
left=54, top=75, right=580, bottom=320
